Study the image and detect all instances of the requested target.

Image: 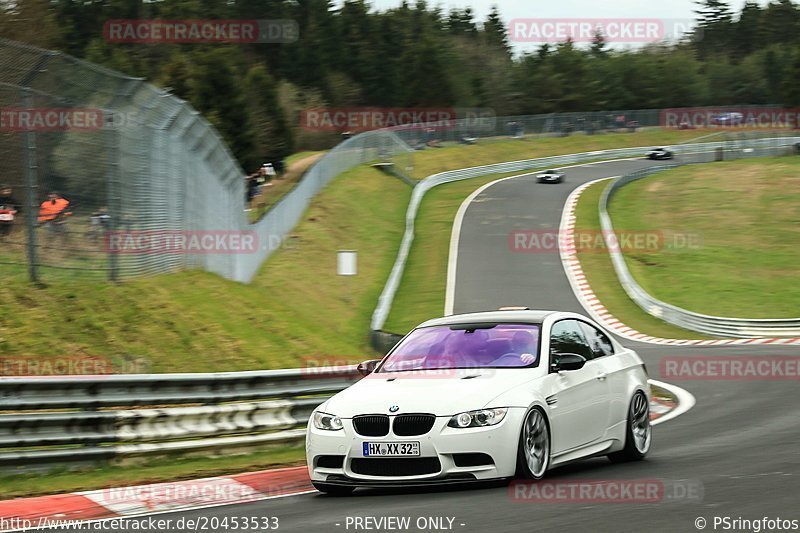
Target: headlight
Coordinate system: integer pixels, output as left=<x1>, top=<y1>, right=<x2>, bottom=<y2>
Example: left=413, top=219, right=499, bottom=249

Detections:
left=448, top=408, right=508, bottom=428
left=312, top=411, right=343, bottom=431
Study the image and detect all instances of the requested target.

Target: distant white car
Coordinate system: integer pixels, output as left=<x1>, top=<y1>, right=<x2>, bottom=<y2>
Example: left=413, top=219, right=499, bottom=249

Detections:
left=306, top=309, right=652, bottom=495
left=710, top=112, right=743, bottom=126
left=536, top=169, right=565, bottom=183
left=646, top=147, right=673, bottom=160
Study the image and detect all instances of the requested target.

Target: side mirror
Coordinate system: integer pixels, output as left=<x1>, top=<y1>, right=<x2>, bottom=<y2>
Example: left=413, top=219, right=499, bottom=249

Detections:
left=551, top=353, right=587, bottom=372
left=357, top=359, right=381, bottom=376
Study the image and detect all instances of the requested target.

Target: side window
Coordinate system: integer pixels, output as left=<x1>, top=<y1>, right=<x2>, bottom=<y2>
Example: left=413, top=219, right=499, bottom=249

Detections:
left=549, top=320, right=594, bottom=364
left=578, top=321, right=615, bottom=359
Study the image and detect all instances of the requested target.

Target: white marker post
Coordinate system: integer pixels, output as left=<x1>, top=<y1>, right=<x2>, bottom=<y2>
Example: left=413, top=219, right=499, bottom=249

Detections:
left=337, top=250, right=357, bottom=303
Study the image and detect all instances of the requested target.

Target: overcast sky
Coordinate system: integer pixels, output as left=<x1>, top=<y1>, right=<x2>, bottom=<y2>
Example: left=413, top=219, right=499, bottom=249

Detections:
left=364, top=0, right=765, bottom=20
left=352, top=0, right=772, bottom=54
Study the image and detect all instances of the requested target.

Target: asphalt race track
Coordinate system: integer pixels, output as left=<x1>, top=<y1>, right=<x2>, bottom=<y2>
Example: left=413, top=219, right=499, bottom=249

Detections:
left=60, top=150, right=800, bottom=533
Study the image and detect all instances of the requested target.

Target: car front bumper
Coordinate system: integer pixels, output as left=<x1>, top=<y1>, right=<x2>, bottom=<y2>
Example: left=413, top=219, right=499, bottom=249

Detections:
left=306, top=409, right=525, bottom=485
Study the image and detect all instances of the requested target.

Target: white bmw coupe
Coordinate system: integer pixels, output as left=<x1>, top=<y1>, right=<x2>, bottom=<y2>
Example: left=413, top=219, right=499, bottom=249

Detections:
left=306, top=310, right=652, bottom=495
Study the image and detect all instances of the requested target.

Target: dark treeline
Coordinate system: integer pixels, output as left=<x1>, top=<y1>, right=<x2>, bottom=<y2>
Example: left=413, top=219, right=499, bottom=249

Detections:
left=1, top=0, right=800, bottom=169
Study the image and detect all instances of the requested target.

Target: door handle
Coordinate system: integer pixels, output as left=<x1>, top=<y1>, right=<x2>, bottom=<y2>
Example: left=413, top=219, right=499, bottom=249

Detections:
left=596, top=373, right=607, bottom=381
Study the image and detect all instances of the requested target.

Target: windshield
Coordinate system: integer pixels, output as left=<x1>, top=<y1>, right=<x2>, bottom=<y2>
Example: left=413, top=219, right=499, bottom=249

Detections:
left=378, top=323, right=541, bottom=372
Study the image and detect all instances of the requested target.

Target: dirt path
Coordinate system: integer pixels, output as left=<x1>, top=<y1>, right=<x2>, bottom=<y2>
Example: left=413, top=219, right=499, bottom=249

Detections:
left=248, top=152, right=326, bottom=221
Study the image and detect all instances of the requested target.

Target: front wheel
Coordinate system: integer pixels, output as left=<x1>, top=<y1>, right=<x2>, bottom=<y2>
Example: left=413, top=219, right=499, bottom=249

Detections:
left=516, top=408, right=550, bottom=479
left=608, top=390, right=651, bottom=463
left=312, top=482, right=355, bottom=496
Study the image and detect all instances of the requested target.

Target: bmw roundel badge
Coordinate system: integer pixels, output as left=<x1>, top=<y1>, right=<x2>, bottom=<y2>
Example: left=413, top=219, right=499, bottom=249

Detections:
left=389, top=405, right=399, bottom=413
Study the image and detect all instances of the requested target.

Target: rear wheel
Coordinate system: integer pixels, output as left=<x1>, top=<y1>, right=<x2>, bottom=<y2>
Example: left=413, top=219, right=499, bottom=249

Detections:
left=608, top=390, right=651, bottom=463
left=516, top=408, right=550, bottom=479
left=312, top=482, right=355, bottom=496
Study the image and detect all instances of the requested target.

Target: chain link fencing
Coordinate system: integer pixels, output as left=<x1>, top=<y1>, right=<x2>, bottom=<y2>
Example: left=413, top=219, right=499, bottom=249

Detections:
left=0, top=39, right=249, bottom=282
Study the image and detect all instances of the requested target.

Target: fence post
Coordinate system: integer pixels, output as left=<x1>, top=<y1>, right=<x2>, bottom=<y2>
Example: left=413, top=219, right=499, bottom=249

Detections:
left=105, top=114, right=120, bottom=282
left=21, top=88, right=39, bottom=283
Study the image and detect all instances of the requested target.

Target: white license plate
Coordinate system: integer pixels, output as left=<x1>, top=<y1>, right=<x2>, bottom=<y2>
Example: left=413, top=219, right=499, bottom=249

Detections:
left=362, top=441, right=420, bottom=457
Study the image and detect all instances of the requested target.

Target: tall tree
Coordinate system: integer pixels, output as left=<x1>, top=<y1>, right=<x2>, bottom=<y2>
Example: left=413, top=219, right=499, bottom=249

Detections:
left=245, top=64, right=294, bottom=163
left=483, top=6, right=509, bottom=54
left=780, top=47, right=800, bottom=105
left=590, top=28, right=608, bottom=58
left=693, top=0, right=734, bottom=58
left=732, top=2, right=763, bottom=61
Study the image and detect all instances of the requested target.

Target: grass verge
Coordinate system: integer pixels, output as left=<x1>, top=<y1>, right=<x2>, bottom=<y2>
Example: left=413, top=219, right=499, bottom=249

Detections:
left=383, top=172, right=520, bottom=334
left=0, top=165, right=410, bottom=372
left=573, top=180, right=712, bottom=339
left=608, top=156, right=800, bottom=318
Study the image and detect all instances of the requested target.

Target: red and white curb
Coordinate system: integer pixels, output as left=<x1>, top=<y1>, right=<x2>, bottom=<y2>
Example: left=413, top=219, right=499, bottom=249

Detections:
left=0, top=466, right=313, bottom=530
left=649, top=379, right=696, bottom=426
left=559, top=178, right=800, bottom=346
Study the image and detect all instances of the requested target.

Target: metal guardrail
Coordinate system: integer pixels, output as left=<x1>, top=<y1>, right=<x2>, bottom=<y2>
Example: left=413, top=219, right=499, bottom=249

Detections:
left=599, top=137, right=800, bottom=337
left=0, top=366, right=360, bottom=470
left=369, top=136, right=800, bottom=336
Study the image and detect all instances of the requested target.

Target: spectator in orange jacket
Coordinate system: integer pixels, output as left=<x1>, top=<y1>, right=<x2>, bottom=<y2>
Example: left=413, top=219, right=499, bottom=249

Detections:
left=38, top=192, right=70, bottom=223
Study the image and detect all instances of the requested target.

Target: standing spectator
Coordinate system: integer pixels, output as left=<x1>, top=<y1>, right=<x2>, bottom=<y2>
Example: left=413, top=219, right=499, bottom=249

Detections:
left=87, top=207, right=111, bottom=244
left=38, top=192, right=71, bottom=234
left=262, top=163, right=276, bottom=180
left=0, top=184, right=19, bottom=209
left=245, top=174, right=259, bottom=209
left=0, top=184, right=19, bottom=239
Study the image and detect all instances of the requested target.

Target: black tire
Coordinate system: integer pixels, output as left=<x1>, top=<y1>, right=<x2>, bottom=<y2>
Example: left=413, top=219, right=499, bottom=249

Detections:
left=312, top=482, right=356, bottom=496
left=515, top=408, right=550, bottom=480
left=608, top=390, right=651, bottom=463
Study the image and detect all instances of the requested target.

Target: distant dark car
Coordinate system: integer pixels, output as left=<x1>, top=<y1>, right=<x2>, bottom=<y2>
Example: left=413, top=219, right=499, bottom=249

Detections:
left=646, top=147, right=673, bottom=160
left=536, top=169, right=565, bottom=183
left=794, top=142, right=800, bottom=154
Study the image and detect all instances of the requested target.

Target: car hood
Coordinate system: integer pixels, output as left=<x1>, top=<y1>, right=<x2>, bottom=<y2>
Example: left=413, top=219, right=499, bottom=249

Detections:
left=323, top=369, right=538, bottom=417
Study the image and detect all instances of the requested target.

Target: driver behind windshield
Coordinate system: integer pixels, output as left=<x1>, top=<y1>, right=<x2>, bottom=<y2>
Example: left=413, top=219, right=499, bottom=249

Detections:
left=497, top=330, right=538, bottom=365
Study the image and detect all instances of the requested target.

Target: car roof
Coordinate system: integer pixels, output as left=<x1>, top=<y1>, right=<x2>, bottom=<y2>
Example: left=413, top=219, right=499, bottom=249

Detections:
left=418, top=310, right=558, bottom=328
